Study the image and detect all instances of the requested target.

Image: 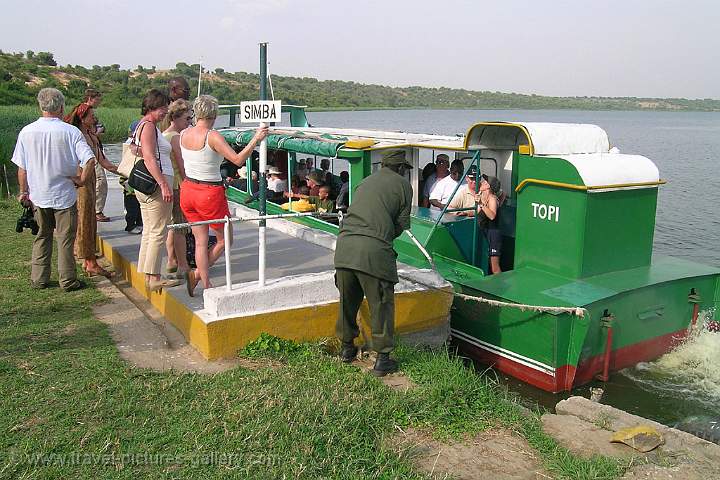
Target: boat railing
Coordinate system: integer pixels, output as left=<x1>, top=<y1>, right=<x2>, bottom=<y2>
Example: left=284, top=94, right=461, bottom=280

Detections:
left=168, top=212, right=342, bottom=292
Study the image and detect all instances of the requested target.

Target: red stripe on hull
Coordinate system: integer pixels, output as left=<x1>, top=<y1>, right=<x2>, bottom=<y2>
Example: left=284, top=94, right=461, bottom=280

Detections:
left=453, top=339, right=570, bottom=393
left=572, top=327, right=689, bottom=387
left=453, top=327, right=690, bottom=393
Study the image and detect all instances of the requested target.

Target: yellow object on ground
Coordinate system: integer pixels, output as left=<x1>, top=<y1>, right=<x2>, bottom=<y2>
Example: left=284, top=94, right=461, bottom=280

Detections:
left=610, top=425, right=664, bottom=452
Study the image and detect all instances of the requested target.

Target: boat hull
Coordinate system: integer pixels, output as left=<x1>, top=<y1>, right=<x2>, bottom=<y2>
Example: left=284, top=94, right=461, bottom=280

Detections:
left=448, top=263, right=719, bottom=393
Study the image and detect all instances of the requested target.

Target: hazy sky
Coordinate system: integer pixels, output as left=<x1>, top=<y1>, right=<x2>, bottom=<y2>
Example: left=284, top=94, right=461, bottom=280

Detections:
left=1, top=0, right=718, bottom=99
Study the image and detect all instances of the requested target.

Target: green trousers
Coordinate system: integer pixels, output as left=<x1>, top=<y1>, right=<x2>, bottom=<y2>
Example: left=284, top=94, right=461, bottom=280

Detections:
left=335, top=268, right=395, bottom=354
left=32, top=204, right=78, bottom=289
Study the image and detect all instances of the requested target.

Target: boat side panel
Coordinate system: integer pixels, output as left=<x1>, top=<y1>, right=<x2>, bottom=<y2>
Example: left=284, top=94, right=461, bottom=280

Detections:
left=514, top=155, right=588, bottom=278
left=582, top=188, right=657, bottom=276
left=574, top=274, right=717, bottom=382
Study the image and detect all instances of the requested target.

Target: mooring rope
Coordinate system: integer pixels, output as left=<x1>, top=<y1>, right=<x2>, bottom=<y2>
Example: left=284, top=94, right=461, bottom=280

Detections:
left=402, top=230, right=588, bottom=318
left=454, top=292, right=588, bottom=318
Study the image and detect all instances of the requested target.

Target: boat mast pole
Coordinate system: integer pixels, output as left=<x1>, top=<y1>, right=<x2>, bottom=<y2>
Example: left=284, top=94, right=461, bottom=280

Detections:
left=258, top=42, right=268, bottom=287
left=197, top=57, right=202, bottom=97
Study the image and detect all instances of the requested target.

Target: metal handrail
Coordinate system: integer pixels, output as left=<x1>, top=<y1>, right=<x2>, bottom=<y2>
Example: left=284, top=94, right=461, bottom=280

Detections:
left=514, top=178, right=667, bottom=193
left=169, top=211, right=343, bottom=291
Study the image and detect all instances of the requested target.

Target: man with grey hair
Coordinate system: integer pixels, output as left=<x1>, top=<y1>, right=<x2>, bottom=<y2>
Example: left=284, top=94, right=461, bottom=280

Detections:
left=13, top=87, right=96, bottom=291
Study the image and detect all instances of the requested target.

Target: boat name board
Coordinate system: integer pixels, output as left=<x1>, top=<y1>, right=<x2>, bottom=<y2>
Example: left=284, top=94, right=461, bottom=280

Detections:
left=240, top=100, right=282, bottom=123
left=531, top=202, right=560, bottom=222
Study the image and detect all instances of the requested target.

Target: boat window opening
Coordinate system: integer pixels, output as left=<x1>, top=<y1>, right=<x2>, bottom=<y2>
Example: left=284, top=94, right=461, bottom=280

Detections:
left=274, top=112, right=292, bottom=127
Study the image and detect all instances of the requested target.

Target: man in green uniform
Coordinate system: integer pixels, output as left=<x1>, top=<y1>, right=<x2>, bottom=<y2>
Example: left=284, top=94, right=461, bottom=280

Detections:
left=334, top=150, right=413, bottom=376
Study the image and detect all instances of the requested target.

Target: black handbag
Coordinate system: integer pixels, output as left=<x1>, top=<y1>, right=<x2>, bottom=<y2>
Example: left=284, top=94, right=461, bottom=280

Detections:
left=128, top=123, right=162, bottom=195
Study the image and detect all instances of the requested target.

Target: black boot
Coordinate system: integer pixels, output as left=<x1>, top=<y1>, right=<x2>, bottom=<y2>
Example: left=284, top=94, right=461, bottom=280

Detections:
left=372, top=353, right=398, bottom=377
left=340, top=342, right=358, bottom=363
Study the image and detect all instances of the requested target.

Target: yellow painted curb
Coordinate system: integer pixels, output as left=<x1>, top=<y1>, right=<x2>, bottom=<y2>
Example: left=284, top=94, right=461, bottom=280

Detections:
left=97, top=236, right=451, bottom=360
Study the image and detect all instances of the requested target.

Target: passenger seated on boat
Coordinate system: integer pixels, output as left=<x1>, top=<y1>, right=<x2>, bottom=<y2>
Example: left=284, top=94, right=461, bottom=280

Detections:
left=429, top=159, right=462, bottom=210
left=419, top=163, right=437, bottom=207
left=422, top=154, right=449, bottom=207
left=324, top=171, right=336, bottom=198
left=219, top=159, right=239, bottom=184
left=305, top=170, right=325, bottom=196
left=231, top=165, right=258, bottom=192
left=477, top=173, right=502, bottom=274
left=290, top=174, right=302, bottom=194
left=320, top=158, right=330, bottom=174
left=336, top=171, right=350, bottom=212
left=267, top=166, right=287, bottom=192
left=284, top=185, right=335, bottom=213
left=447, top=166, right=480, bottom=216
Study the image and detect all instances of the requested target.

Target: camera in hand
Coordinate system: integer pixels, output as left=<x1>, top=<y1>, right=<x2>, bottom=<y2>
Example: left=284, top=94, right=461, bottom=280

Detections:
left=16, top=200, right=39, bottom=235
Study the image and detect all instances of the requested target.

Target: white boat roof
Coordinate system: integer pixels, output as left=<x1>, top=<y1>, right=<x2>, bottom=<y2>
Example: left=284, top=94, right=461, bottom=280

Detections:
left=227, top=121, right=611, bottom=155
left=466, top=122, right=610, bottom=155
left=222, top=121, right=661, bottom=188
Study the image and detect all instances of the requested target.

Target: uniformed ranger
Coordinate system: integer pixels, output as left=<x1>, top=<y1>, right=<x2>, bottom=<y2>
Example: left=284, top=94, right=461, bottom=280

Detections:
left=334, top=150, right=413, bottom=376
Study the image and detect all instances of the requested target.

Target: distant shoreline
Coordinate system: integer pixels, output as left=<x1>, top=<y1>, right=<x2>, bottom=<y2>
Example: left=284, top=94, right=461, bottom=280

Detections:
left=303, top=106, right=720, bottom=113
left=2, top=51, right=718, bottom=112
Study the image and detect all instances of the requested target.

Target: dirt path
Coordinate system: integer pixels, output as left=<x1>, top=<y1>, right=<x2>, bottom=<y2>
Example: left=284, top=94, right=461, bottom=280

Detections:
left=91, top=276, right=254, bottom=373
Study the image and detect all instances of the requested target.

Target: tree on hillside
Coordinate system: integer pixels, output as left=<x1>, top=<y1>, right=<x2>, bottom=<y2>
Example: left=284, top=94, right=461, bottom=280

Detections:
left=35, top=52, right=56, bottom=66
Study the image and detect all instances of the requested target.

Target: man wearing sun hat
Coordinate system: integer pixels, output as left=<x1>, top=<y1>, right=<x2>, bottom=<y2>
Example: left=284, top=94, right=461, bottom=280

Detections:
left=305, top=170, right=324, bottom=196
left=334, top=149, right=413, bottom=376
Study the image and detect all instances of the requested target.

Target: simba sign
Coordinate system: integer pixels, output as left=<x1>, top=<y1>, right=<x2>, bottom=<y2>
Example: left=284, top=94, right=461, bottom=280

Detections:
left=240, top=100, right=281, bottom=123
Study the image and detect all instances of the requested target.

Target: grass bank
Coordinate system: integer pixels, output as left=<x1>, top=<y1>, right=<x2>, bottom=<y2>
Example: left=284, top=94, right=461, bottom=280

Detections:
left=0, top=200, right=626, bottom=479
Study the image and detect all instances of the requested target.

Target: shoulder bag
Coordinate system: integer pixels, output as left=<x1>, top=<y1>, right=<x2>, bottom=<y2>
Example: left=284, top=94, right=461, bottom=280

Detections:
left=127, top=123, right=163, bottom=195
left=117, top=121, right=146, bottom=178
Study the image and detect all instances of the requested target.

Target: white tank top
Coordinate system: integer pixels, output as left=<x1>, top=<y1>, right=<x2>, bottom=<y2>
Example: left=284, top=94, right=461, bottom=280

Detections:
left=134, top=121, right=174, bottom=175
left=180, top=129, right=224, bottom=182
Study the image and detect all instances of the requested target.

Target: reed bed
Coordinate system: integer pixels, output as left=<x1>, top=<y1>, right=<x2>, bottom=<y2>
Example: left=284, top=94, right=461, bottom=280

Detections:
left=0, top=105, right=136, bottom=166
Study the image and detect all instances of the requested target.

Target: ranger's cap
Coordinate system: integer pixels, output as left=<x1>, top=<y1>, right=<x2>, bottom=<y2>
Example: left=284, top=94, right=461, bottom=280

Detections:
left=381, top=150, right=413, bottom=168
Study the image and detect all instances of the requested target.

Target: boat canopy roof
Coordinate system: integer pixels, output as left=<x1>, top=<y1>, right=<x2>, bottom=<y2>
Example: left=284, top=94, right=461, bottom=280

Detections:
left=218, top=122, right=659, bottom=187
left=219, top=121, right=611, bottom=156
left=466, top=122, right=610, bottom=155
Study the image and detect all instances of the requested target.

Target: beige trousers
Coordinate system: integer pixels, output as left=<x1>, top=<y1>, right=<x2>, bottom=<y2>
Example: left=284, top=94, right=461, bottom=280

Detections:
left=32, top=204, right=78, bottom=288
left=135, top=175, right=173, bottom=275
left=94, top=161, right=108, bottom=214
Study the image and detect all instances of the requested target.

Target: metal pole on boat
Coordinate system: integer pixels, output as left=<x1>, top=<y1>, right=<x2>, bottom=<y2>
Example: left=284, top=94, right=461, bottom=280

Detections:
left=197, top=57, right=203, bottom=97
left=471, top=154, right=480, bottom=267
left=258, top=42, right=268, bottom=287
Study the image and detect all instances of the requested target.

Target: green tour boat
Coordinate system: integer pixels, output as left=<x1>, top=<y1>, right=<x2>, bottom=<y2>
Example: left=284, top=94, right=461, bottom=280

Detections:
left=217, top=109, right=720, bottom=393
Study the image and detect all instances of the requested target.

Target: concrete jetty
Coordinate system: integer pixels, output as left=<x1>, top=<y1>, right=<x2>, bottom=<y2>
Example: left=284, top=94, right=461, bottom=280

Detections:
left=97, top=178, right=452, bottom=359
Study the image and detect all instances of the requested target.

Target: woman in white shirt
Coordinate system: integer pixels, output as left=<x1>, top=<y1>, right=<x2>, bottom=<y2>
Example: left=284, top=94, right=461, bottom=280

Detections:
left=180, top=95, right=267, bottom=296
